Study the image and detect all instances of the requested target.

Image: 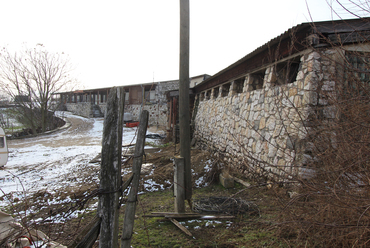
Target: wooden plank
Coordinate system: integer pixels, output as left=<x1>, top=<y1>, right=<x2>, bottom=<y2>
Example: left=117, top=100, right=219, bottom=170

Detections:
left=144, top=147, right=161, bottom=153
left=144, top=212, right=235, bottom=220
left=149, top=212, right=200, bottom=216
left=89, top=154, right=101, bottom=163
left=165, top=214, right=201, bottom=219
left=232, top=176, right=251, bottom=187
left=169, top=218, right=192, bottom=236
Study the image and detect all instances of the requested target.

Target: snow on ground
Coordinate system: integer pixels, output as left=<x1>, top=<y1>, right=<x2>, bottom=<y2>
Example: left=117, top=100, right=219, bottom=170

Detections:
left=0, top=112, right=160, bottom=207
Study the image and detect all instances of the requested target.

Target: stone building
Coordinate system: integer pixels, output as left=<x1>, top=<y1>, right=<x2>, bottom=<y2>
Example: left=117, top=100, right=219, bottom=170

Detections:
left=192, top=18, right=370, bottom=179
left=57, top=74, right=209, bottom=127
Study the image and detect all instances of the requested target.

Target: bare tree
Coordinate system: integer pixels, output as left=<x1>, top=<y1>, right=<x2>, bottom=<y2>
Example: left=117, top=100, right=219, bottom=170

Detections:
left=0, top=45, right=76, bottom=134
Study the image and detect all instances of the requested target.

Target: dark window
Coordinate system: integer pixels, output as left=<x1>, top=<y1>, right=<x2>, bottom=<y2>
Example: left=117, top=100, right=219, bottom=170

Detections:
left=271, top=57, right=300, bottom=86
left=213, top=87, right=219, bottom=99
left=248, top=72, right=264, bottom=91
left=200, top=92, right=205, bottom=101
left=344, top=51, right=370, bottom=96
left=234, top=78, right=244, bottom=93
left=206, top=90, right=211, bottom=100
left=125, top=91, right=129, bottom=104
left=222, top=83, right=231, bottom=97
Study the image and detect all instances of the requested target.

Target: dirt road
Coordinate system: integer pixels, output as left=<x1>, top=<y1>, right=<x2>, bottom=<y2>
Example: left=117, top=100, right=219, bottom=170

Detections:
left=0, top=113, right=104, bottom=203
left=8, top=114, right=100, bottom=149
left=1, top=112, right=216, bottom=247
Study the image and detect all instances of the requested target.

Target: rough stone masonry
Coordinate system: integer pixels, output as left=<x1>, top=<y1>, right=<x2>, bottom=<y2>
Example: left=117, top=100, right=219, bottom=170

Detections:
left=193, top=48, right=341, bottom=180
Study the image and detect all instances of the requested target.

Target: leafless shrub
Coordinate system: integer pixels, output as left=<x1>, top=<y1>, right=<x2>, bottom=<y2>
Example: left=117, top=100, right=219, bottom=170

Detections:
left=279, top=47, right=370, bottom=247
left=275, top=3, right=370, bottom=246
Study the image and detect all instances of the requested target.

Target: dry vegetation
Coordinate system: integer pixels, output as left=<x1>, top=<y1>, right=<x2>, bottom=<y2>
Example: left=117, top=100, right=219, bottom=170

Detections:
left=3, top=2, right=370, bottom=247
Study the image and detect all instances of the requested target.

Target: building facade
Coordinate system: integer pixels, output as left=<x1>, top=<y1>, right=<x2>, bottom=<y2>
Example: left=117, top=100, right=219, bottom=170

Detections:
left=57, top=75, right=210, bottom=127
left=192, top=18, right=370, bottom=179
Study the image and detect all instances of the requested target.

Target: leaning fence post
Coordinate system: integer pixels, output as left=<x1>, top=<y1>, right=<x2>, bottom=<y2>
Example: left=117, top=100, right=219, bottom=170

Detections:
left=121, top=110, right=149, bottom=248
left=98, top=87, right=125, bottom=248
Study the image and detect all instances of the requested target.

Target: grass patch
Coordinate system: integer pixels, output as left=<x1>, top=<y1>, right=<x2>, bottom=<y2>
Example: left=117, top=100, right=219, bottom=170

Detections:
left=7, top=183, right=295, bottom=247
left=115, top=184, right=289, bottom=248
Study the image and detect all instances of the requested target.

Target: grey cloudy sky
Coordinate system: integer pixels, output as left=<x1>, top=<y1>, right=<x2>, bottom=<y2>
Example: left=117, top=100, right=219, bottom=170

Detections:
left=0, top=0, right=366, bottom=89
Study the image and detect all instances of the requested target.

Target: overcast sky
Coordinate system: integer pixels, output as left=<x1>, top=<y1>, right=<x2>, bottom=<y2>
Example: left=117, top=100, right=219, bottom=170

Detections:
left=1, top=0, right=368, bottom=90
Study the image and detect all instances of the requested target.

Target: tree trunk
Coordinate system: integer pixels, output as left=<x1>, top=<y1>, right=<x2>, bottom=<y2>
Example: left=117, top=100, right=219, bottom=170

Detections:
left=41, top=102, right=46, bottom=133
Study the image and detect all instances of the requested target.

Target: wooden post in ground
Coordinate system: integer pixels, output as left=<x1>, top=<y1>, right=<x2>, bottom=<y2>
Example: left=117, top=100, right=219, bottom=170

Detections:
left=121, top=110, right=149, bottom=248
left=179, top=0, right=192, bottom=202
left=174, top=156, right=185, bottom=213
left=98, top=87, right=125, bottom=248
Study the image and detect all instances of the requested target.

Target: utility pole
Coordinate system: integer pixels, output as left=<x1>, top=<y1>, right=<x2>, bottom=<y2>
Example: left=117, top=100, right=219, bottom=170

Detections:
left=179, top=0, right=192, bottom=202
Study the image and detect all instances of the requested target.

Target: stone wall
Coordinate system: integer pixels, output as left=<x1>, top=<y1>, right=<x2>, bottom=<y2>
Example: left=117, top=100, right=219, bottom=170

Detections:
left=65, top=102, right=92, bottom=118
left=125, top=104, right=167, bottom=126
left=99, top=103, right=107, bottom=116
left=193, top=50, right=337, bottom=179
left=155, top=80, right=179, bottom=104
left=66, top=100, right=168, bottom=126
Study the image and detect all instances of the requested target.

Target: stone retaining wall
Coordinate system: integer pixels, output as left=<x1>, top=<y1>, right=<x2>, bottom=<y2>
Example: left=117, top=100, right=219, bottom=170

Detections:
left=65, top=102, right=92, bottom=118
left=193, top=49, right=338, bottom=179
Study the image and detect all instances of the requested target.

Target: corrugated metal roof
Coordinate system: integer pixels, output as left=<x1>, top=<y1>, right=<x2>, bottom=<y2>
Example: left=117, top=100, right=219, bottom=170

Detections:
left=195, top=17, right=370, bottom=90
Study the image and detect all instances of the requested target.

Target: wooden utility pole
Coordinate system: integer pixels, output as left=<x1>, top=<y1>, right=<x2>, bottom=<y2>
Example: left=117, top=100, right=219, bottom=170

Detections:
left=174, top=156, right=185, bottom=213
left=179, top=0, right=192, bottom=201
left=121, top=110, right=149, bottom=248
left=98, top=87, right=125, bottom=248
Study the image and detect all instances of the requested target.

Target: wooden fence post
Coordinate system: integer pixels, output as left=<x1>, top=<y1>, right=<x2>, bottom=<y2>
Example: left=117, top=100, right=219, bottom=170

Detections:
left=98, top=87, right=125, bottom=248
left=120, top=110, right=149, bottom=248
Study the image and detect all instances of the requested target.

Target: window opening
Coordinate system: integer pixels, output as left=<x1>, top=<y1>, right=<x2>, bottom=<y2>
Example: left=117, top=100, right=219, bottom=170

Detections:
left=150, top=90, right=156, bottom=103
left=213, top=87, right=219, bottom=99
left=206, top=90, right=211, bottom=100
left=200, top=92, right=205, bottom=101
left=221, top=83, right=231, bottom=97
left=249, top=72, right=264, bottom=91
left=125, top=91, right=129, bottom=103
left=234, top=78, right=245, bottom=93
left=272, top=57, right=300, bottom=86
left=344, top=51, right=370, bottom=96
